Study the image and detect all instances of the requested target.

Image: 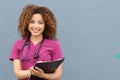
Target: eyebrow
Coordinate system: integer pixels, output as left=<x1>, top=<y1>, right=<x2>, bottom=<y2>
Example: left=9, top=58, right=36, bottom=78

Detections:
left=30, top=19, right=44, bottom=21
left=38, top=20, right=44, bottom=21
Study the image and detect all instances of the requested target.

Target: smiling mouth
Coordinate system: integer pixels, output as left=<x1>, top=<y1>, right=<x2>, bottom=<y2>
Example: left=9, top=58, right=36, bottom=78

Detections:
left=32, top=29, right=40, bottom=33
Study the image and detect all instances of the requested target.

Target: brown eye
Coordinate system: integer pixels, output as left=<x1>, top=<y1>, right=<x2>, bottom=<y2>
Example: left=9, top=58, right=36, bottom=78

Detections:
left=38, top=20, right=44, bottom=24
left=38, top=22, right=44, bottom=24
left=30, top=21, right=34, bottom=23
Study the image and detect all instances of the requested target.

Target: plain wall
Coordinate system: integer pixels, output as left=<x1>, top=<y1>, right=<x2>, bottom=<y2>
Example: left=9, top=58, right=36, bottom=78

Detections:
left=1, top=0, right=120, bottom=80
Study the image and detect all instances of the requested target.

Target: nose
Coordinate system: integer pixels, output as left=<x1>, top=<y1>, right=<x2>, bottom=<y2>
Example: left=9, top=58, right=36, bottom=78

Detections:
left=34, top=23, right=39, bottom=28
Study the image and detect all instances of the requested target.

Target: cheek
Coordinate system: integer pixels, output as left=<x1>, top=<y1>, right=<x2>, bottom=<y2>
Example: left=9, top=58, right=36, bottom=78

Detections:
left=28, top=24, right=32, bottom=28
left=43, top=26, right=45, bottom=31
left=28, top=25, right=32, bottom=30
left=40, top=25, right=45, bottom=31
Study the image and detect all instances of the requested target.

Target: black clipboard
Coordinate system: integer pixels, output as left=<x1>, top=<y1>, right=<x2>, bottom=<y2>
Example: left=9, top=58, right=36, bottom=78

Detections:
left=29, top=57, right=65, bottom=80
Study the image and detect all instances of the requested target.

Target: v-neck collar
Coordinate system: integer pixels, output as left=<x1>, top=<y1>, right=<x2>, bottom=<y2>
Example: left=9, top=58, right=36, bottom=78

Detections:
left=30, top=39, right=42, bottom=47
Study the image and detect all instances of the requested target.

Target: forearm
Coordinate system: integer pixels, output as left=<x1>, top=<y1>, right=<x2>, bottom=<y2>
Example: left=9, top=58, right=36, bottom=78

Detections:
left=44, top=65, right=62, bottom=80
left=14, top=70, right=30, bottom=79
left=13, top=59, right=31, bottom=79
left=45, top=71, right=62, bottom=80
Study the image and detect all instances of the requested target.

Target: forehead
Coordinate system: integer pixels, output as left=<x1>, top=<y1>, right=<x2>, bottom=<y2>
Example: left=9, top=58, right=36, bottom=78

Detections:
left=31, top=13, right=43, bottom=20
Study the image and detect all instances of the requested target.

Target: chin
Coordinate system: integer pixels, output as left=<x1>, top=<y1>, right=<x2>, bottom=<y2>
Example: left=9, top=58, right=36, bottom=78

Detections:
left=32, top=33, right=42, bottom=36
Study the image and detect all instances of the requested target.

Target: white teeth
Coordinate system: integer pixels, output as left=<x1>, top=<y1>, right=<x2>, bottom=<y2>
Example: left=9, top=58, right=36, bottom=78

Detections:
left=32, top=29, right=39, bottom=33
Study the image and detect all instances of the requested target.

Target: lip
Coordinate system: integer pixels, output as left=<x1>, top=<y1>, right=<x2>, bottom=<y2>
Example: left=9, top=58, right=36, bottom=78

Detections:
left=32, top=29, right=40, bottom=33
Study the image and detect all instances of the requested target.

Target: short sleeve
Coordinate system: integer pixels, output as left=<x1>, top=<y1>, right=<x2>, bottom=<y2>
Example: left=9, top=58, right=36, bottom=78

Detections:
left=9, top=40, right=21, bottom=61
left=51, top=41, right=63, bottom=60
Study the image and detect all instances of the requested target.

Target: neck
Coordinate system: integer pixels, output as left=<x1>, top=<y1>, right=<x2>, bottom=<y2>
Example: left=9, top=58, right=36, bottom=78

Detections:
left=30, top=35, right=43, bottom=45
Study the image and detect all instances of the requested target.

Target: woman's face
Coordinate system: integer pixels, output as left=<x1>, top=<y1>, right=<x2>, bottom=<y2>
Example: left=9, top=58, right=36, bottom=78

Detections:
left=28, top=13, right=45, bottom=38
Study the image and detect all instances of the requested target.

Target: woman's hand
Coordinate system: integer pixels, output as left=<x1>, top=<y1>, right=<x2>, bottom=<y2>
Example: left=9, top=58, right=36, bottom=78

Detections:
left=29, top=63, right=63, bottom=80
left=30, top=67, right=45, bottom=78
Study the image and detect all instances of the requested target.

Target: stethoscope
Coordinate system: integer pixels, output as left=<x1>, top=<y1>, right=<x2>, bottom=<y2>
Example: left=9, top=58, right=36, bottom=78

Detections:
left=20, top=38, right=44, bottom=61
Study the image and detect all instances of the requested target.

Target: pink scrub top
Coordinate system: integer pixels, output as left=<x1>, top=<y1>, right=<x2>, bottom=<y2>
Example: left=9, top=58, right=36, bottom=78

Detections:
left=9, top=38, right=63, bottom=80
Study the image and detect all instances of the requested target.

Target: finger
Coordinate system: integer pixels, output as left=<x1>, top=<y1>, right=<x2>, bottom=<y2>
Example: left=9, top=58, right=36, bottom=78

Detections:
left=30, top=68, right=37, bottom=74
left=35, top=67, right=43, bottom=72
left=30, top=66, right=34, bottom=69
left=30, top=68, right=34, bottom=74
left=37, top=61, right=43, bottom=63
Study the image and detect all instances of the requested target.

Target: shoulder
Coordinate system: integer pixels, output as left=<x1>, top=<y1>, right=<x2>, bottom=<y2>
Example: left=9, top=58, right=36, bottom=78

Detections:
left=13, top=38, right=26, bottom=47
left=14, top=38, right=26, bottom=44
left=43, top=38, right=60, bottom=47
left=44, top=38, right=59, bottom=44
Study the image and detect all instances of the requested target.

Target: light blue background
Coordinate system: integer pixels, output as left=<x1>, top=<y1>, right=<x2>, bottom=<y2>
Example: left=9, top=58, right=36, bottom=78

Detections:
left=1, top=0, right=120, bottom=80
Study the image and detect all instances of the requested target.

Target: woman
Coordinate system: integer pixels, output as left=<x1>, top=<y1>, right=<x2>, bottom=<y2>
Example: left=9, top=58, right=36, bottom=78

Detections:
left=9, top=4, right=63, bottom=80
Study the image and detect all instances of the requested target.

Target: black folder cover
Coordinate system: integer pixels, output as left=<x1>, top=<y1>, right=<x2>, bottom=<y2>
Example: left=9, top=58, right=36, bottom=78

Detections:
left=29, top=57, right=65, bottom=80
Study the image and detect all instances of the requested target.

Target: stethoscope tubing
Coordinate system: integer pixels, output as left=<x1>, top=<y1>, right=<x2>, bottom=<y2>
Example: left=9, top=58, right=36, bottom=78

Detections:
left=20, top=38, right=44, bottom=61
